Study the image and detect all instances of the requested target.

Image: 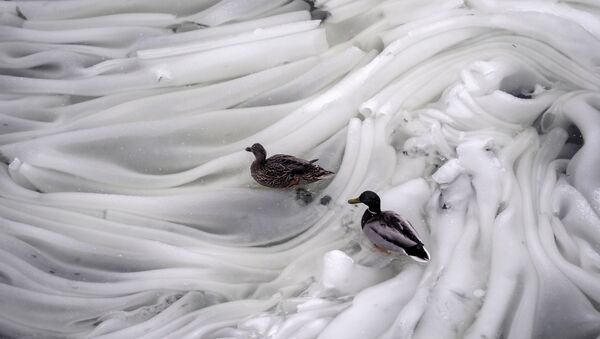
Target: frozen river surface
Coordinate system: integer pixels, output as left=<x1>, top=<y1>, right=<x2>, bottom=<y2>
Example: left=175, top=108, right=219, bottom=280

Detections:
left=1, top=0, right=600, bottom=338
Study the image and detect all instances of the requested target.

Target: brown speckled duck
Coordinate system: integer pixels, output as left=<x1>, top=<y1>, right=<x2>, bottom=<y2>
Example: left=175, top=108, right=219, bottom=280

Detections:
left=348, top=191, right=430, bottom=262
left=245, top=143, right=334, bottom=188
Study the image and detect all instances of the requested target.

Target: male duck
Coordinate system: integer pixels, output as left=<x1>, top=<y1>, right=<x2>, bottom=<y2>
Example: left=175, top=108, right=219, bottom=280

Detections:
left=348, top=190, right=430, bottom=262
left=246, top=143, right=334, bottom=188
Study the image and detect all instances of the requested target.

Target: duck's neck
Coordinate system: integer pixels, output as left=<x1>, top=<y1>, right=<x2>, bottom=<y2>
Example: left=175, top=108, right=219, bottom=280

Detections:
left=251, top=152, right=266, bottom=169
left=361, top=208, right=381, bottom=228
left=251, top=158, right=265, bottom=171
left=368, top=205, right=381, bottom=214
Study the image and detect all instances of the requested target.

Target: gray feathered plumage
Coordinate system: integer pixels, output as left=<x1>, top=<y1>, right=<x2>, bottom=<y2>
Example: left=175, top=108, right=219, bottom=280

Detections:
left=349, top=191, right=430, bottom=262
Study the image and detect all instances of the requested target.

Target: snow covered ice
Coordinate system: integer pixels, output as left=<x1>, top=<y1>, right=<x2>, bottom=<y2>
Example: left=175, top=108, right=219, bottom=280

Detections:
left=1, top=0, right=600, bottom=338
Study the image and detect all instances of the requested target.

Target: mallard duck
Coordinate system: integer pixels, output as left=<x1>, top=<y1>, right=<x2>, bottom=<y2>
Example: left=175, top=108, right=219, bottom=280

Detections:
left=245, top=143, right=334, bottom=188
left=348, top=191, right=430, bottom=262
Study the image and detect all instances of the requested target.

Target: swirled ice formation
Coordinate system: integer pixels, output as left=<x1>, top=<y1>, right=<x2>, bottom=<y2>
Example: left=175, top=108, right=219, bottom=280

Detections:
left=1, top=0, right=600, bottom=338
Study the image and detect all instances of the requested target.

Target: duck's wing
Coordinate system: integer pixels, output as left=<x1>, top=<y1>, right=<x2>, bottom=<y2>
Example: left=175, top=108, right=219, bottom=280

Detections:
left=268, top=154, right=312, bottom=174
left=269, top=154, right=311, bottom=165
left=366, top=212, right=423, bottom=249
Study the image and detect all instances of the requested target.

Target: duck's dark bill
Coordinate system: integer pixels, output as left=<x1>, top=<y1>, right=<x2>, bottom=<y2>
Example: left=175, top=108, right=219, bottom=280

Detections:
left=347, top=197, right=360, bottom=204
left=245, top=147, right=252, bottom=152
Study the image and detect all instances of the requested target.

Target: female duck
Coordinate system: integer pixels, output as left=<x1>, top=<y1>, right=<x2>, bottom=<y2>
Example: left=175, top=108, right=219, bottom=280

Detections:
left=246, top=143, right=334, bottom=188
left=348, top=190, right=430, bottom=262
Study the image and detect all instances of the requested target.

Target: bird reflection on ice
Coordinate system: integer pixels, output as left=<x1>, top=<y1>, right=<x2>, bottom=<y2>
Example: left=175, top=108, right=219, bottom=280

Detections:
left=1, top=0, right=600, bottom=338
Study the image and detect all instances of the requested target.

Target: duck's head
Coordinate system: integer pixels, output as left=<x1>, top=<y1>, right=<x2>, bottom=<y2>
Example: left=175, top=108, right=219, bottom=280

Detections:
left=245, top=143, right=266, bottom=161
left=348, top=190, right=381, bottom=213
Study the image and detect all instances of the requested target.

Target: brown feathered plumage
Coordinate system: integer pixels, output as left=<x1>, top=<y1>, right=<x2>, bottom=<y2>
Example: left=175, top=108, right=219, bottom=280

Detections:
left=245, top=143, right=334, bottom=188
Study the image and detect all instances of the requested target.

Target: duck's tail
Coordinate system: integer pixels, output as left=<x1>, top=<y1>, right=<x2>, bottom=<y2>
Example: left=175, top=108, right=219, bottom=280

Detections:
left=405, top=244, right=430, bottom=263
left=316, top=168, right=335, bottom=179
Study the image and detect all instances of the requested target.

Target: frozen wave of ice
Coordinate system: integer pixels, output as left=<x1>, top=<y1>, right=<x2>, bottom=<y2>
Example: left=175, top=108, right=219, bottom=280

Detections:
left=1, top=0, right=600, bottom=338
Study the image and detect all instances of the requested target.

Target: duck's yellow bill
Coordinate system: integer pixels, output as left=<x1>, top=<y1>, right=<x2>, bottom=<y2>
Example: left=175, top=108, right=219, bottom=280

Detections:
left=347, top=197, right=361, bottom=204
